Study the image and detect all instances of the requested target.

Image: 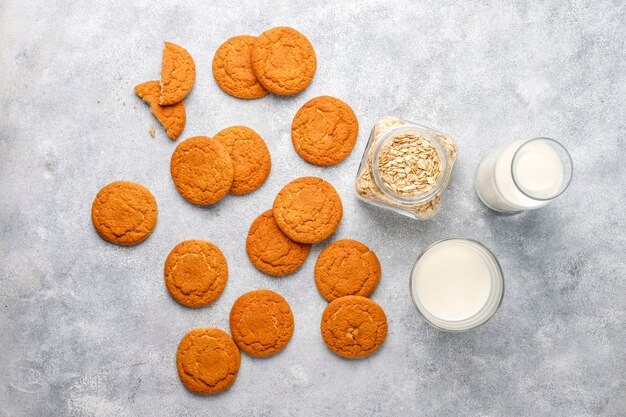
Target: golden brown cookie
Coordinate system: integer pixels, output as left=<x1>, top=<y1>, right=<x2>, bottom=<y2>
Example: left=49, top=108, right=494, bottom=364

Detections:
left=134, top=80, right=186, bottom=140
left=160, top=42, right=196, bottom=105
left=291, top=96, right=358, bottom=166
left=212, top=35, right=268, bottom=99
left=246, top=210, right=311, bottom=276
left=91, top=181, right=157, bottom=246
left=314, top=239, right=381, bottom=301
left=164, top=240, right=228, bottom=307
left=272, top=177, right=343, bottom=244
left=170, top=136, right=234, bottom=205
left=251, top=27, right=316, bottom=96
left=176, top=328, right=240, bottom=394
left=320, top=296, right=387, bottom=359
left=213, top=126, right=271, bottom=195
left=229, top=289, right=294, bottom=357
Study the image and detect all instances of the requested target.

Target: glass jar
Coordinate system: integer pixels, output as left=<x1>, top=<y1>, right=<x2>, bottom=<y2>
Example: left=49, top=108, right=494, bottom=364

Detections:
left=355, top=117, right=458, bottom=220
left=474, top=137, right=573, bottom=212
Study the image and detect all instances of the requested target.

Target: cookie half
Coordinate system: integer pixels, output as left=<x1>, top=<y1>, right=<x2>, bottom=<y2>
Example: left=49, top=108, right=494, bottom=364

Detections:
left=320, top=296, right=387, bottom=359
left=160, top=42, right=196, bottom=105
left=291, top=96, right=358, bottom=166
left=246, top=210, right=311, bottom=276
left=213, top=126, right=271, bottom=195
left=273, top=177, right=343, bottom=244
left=212, top=35, right=268, bottom=99
left=164, top=240, right=228, bottom=307
left=229, top=289, right=294, bottom=357
left=251, top=27, right=316, bottom=95
left=176, top=328, right=240, bottom=394
left=170, top=136, right=234, bottom=205
left=91, top=181, right=157, bottom=246
left=314, top=239, right=381, bottom=301
left=134, top=80, right=186, bottom=140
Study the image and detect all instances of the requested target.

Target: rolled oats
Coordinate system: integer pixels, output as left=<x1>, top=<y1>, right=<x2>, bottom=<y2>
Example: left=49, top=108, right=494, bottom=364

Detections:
left=355, top=117, right=457, bottom=220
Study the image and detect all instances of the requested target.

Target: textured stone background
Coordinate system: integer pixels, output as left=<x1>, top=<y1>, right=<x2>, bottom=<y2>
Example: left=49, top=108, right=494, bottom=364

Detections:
left=0, top=0, right=624, bottom=416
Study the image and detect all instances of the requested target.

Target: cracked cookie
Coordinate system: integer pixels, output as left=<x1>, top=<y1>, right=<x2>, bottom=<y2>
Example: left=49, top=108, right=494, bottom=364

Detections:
left=91, top=181, right=157, bottom=246
left=213, top=126, right=271, bottom=195
left=320, top=296, right=387, bottom=359
left=291, top=96, right=358, bottom=166
left=134, top=80, right=186, bottom=140
left=160, top=42, right=196, bottom=105
left=164, top=240, right=228, bottom=307
left=229, top=289, right=294, bottom=357
left=170, top=136, right=234, bottom=205
left=176, top=328, right=240, bottom=394
left=314, top=239, right=380, bottom=302
left=212, top=35, right=268, bottom=99
left=273, top=177, right=342, bottom=244
left=251, top=27, right=316, bottom=96
left=246, top=210, right=311, bottom=276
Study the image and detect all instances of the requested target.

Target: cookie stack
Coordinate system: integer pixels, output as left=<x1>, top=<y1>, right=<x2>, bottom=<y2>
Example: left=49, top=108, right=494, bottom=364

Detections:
left=246, top=176, right=343, bottom=275
left=213, top=27, right=316, bottom=98
left=135, top=42, right=195, bottom=140
left=170, top=126, right=271, bottom=206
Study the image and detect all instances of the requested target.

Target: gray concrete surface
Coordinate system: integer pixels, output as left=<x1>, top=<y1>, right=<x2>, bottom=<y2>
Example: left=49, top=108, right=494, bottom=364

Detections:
left=0, top=0, right=625, bottom=416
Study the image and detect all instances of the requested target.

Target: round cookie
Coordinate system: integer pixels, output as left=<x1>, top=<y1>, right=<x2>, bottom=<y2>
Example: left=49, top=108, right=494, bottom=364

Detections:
left=212, top=35, right=268, bottom=99
left=170, top=136, right=234, bottom=205
left=291, top=96, right=358, bottom=166
left=314, top=239, right=381, bottom=301
left=213, top=126, right=271, bottom=195
left=320, top=296, right=388, bottom=359
left=91, top=181, right=157, bottom=246
left=272, top=177, right=343, bottom=244
left=134, top=80, right=186, bottom=140
left=160, top=42, right=196, bottom=105
left=229, top=289, right=294, bottom=357
left=164, top=240, right=228, bottom=307
left=176, top=328, right=240, bottom=394
left=251, top=27, right=316, bottom=96
left=246, top=210, right=311, bottom=276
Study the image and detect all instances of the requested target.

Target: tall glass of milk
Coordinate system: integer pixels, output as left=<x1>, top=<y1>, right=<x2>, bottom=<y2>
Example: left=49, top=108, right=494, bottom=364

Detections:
left=474, top=138, right=573, bottom=212
left=410, top=239, right=504, bottom=331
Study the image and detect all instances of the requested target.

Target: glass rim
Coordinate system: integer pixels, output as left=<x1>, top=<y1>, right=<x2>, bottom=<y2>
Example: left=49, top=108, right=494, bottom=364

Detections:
left=510, top=137, right=573, bottom=201
left=409, top=238, right=505, bottom=332
left=371, top=124, right=450, bottom=205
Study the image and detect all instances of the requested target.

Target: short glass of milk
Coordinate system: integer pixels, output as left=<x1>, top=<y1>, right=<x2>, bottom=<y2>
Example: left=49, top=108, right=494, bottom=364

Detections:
left=474, top=138, right=573, bottom=212
left=410, top=239, right=504, bottom=331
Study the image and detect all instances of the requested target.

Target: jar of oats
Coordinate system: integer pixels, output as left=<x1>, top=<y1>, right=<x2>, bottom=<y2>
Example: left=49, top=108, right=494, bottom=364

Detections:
left=355, top=117, right=458, bottom=220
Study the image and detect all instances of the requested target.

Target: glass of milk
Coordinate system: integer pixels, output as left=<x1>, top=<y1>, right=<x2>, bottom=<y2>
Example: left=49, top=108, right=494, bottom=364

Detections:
left=410, top=239, right=504, bottom=331
left=474, top=138, right=573, bottom=212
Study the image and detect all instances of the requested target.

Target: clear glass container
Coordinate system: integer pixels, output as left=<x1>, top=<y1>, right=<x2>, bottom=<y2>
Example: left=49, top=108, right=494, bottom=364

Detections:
left=474, top=137, right=573, bottom=212
left=355, top=117, right=458, bottom=220
left=410, top=238, right=504, bottom=332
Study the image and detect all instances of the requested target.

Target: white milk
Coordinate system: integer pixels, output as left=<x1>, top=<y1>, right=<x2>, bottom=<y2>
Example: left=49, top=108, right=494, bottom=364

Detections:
left=411, top=239, right=493, bottom=322
left=474, top=138, right=571, bottom=212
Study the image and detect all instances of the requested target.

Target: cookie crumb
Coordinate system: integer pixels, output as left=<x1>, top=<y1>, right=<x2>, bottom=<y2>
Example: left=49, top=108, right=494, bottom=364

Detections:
left=149, top=126, right=156, bottom=138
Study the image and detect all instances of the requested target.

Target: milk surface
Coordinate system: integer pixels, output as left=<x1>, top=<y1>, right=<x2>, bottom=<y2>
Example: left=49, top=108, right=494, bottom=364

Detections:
left=411, top=240, right=492, bottom=321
